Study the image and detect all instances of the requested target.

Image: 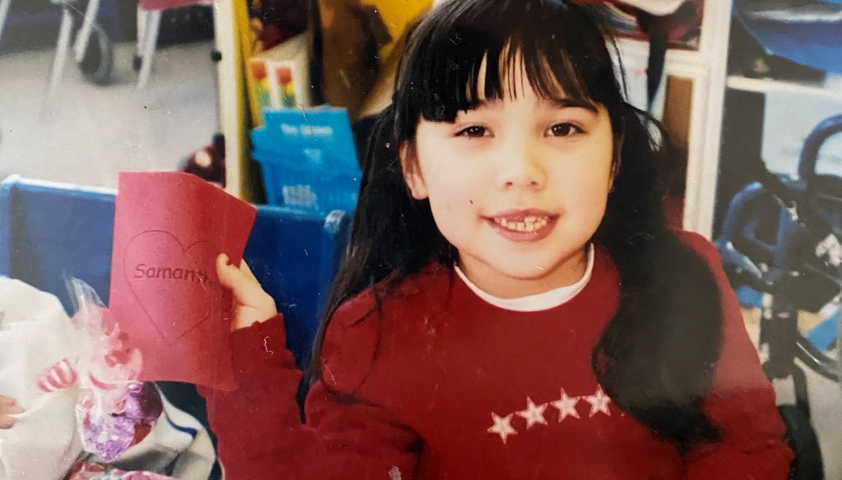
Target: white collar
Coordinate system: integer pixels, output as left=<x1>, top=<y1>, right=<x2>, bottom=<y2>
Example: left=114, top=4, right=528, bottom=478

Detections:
left=454, top=245, right=595, bottom=312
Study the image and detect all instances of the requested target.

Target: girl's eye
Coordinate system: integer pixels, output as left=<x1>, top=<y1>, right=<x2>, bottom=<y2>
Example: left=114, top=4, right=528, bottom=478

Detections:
left=456, top=126, right=489, bottom=138
left=548, top=123, right=583, bottom=137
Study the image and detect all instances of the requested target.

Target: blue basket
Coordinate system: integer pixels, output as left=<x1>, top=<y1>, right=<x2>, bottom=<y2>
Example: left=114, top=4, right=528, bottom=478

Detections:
left=252, top=149, right=361, bottom=214
left=251, top=107, right=361, bottom=214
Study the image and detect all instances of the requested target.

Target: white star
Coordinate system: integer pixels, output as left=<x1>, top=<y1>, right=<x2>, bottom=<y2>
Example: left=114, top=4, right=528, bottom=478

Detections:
left=516, top=397, right=548, bottom=429
left=584, top=386, right=612, bottom=417
left=487, top=412, right=518, bottom=444
left=550, top=389, right=580, bottom=421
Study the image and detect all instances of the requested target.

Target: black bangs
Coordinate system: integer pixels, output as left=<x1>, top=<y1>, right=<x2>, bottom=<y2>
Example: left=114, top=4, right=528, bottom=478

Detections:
left=394, top=0, right=623, bottom=138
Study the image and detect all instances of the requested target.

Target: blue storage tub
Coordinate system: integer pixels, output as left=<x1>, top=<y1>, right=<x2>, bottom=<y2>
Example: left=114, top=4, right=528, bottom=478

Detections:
left=252, top=149, right=361, bottom=214
left=251, top=107, right=362, bottom=214
left=0, top=176, right=352, bottom=366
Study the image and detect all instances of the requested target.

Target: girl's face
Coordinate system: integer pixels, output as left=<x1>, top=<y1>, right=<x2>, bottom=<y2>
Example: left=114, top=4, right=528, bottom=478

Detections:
left=402, top=73, right=616, bottom=299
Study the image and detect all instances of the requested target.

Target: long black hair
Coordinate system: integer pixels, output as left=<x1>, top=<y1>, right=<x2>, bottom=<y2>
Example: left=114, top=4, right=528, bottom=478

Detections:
left=312, top=0, right=723, bottom=454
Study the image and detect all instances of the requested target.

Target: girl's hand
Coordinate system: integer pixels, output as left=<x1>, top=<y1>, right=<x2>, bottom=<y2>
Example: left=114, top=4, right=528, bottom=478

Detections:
left=0, top=395, right=23, bottom=429
left=217, top=254, right=278, bottom=331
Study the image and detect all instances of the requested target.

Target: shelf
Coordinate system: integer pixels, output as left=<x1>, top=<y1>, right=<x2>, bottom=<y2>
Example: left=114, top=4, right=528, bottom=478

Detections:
left=727, top=75, right=842, bottom=102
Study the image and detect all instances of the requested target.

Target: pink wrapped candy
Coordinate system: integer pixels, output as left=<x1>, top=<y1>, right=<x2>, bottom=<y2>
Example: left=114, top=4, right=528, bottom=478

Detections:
left=37, top=358, right=78, bottom=393
left=78, top=382, right=163, bottom=462
left=41, top=280, right=165, bottom=463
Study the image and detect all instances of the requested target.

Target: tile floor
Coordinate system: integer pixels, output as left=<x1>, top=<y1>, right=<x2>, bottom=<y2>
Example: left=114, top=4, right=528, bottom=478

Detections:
left=0, top=41, right=218, bottom=188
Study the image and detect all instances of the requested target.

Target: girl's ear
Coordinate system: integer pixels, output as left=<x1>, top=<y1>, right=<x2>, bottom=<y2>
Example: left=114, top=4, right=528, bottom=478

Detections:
left=400, top=142, right=429, bottom=200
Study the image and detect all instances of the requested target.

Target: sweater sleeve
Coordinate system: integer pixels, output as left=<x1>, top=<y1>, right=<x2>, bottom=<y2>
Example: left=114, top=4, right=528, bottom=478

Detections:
left=200, top=304, right=420, bottom=480
left=678, top=232, right=794, bottom=480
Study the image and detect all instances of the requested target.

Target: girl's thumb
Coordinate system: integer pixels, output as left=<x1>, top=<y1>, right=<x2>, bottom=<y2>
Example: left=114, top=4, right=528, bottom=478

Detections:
left=216, top=254, right=244, bottom=291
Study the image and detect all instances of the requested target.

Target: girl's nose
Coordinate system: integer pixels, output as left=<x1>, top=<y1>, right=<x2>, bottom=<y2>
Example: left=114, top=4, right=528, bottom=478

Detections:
left=495, top=140, right=547, bottom=191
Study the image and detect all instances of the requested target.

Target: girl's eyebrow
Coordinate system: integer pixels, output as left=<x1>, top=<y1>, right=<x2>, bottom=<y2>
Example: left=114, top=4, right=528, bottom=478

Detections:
left=466, top=99, right=505, bottom=111
left=544, top=97, right=599, bottom=113
left=463, top=97, right=598, bottom=113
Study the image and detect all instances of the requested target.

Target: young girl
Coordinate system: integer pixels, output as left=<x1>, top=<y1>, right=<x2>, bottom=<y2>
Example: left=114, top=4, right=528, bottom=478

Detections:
left=206, top=0, right=793, bottom=478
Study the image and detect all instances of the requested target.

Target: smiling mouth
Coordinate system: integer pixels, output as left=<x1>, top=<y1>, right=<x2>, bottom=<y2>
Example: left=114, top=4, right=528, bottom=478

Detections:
left=491, top=216, right=550, bottom=234
left=485, top=210, right=559, bottom=242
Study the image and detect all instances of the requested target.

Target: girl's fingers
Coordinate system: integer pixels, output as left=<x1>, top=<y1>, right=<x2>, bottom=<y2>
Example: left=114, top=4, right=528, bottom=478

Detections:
left=0, top=396, right=23, bottom=429
left=239, top=259, right=259, bottom=282
left=0, top=396, right=21, bottom=412
left=216, top=254, right=264, bottom=305
left=0, top=396, right=24, bottom=414
left=0, top=415, right=14, bottom=429
left=216, top=254, right=245, bottom=290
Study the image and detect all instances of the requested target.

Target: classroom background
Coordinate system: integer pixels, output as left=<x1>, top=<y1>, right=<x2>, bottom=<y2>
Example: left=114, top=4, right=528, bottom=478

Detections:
left=0, top=0, right=841, bottom=479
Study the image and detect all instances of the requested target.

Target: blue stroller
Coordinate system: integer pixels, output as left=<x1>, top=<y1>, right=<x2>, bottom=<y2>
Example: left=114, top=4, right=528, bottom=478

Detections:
left=716, top=115, right=842, bottom=480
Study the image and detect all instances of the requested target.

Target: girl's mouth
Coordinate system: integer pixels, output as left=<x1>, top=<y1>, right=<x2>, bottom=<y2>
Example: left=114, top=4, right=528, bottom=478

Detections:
left=486, top=210, right=558, bottom=243
left=492, top=216, right=549, bottom=233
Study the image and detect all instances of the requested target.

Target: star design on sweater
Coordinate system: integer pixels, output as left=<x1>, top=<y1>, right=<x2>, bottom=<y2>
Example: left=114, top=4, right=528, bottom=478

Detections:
left=584, top=386, right=612, bottom=417
left=550, top=389, right=580, bottom=421
left=488, top=412, right=518, bottom=444
left=517, top=397, right=548, bottom=429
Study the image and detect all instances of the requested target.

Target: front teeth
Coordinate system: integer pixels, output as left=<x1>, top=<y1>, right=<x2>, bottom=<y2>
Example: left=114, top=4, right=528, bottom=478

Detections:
left=494, top=216, right=549, bottom=233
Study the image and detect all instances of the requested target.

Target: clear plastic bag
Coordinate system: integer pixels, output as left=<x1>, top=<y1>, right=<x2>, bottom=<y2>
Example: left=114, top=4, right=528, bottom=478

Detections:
left=39, top=279, right=162, bottom=463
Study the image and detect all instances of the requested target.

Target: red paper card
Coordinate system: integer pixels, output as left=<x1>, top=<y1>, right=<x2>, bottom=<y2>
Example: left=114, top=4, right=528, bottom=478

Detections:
left=109, top=172, right=257, bottom=391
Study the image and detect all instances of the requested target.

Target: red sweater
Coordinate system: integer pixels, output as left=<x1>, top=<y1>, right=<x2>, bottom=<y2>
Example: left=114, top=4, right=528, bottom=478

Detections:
left=202, top=232, right=793, bottom=479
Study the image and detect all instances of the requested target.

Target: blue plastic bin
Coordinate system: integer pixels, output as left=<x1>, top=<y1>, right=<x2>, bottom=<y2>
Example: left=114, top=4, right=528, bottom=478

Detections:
left=0, top=176, right=351, bottom=366
left=251, top=108, right=362, bottom=214
left=252, top=149, right=361, bottom=214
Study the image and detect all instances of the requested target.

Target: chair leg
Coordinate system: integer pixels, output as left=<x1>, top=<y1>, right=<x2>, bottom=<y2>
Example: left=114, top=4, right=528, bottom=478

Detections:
left=46, top=6, right=75, bottom=103
left=0, top=0, right=13, bottom=48
left=137, top=9, right=161, bottom=89
left=73, top=0, right=101, bottom=63
left=134, top=5, right=147, bottom=70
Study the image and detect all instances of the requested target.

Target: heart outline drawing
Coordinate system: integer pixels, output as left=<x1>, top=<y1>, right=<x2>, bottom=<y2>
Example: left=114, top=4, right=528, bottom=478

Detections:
left=123, top=230, right=224, bottom=346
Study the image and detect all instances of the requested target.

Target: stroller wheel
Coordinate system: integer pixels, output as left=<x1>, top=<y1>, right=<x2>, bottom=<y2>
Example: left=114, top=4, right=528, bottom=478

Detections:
left=76, top=24, right=113, bottom=85
left=779, top=405, right=824, bottom=480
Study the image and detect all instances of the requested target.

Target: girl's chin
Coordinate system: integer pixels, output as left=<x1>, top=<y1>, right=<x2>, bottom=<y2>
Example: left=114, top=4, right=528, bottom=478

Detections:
left=471, top=263, right=568, bottom=291
left=467, top=251, right=589, bottom=292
